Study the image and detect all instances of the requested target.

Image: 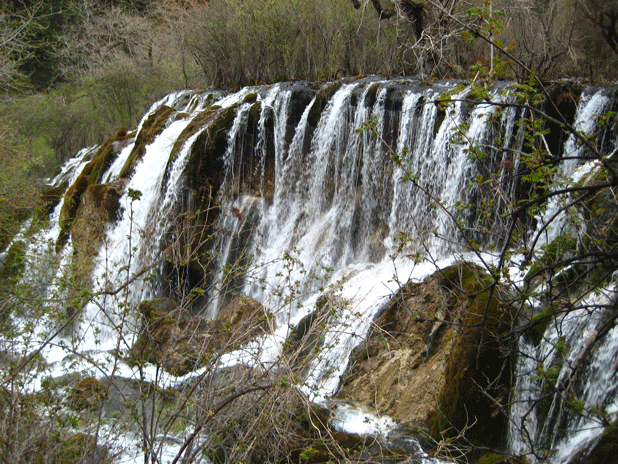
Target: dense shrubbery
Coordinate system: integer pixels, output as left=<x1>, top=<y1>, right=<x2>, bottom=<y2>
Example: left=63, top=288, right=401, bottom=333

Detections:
left=2, top=0, right=618, bottom=171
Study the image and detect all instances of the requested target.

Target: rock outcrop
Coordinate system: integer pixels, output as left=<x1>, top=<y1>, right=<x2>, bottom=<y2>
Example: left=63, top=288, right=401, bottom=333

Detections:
left=131, top=295, right=270, bottom=375
left=338, top=262, right=515, bottom=453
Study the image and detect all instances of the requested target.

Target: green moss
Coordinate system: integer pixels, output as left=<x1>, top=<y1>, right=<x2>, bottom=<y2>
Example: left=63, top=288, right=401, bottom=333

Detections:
left=119, top=105, right=175, bottom=178
left=434, top=107, right=446, bottom=136
left=88, top=139, right=116, bottom=185
left=527, top=304, right=558, bottom=345
left=39, top=183, right=67, bottom=218
left=55, top=125, right=133, bottom=247
left=89, top=126, right=135, bottom=185
left=524, top=233, right=578, bottom=286
left=0, top=240, right=27, bottom=281
left=248, top=101, right=262, bottom=127
left=364, top=83, right=381, bottom=108
left=570, top=420, right=618, bottom=464
left=242, top=92, right=258, bottom=104
left=168, top=106, right=217, bottom=163
left=67, top=377, right=107, bottom=411
left=476, top=454, right=528, bottom=464
left=29, top=431, right=110, bottom=464
left=308, top=81, right=342, bottom=128
left=183, top=105, right=237, bottom=192
left=57, top=172, right=89, bottom=243
left=438, top=262, right=492, bottom=292
left=476, top=454, right=506, bottom=464
left=427, top=263, right=514, bottom=450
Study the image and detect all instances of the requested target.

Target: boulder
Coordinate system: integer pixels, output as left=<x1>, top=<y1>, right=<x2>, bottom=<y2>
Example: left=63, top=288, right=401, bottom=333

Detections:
left=57, top=126, right=132, bottom=247
left=338, top=274, right=450, bottom=424
left=67, top=376, right=108, bottom=411
left=338, top=262, right=515, bottom=452
left=131, top=295, right=270, bottom=375
left=570, top=419, right=618, bottom=464
left=130, top=297, right=209, bottom=375
left=211, top=295, right=271, bottom=349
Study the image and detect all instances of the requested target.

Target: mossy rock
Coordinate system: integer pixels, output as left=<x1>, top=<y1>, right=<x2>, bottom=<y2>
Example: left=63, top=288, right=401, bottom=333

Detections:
left=363, top=83, right=381, bottom=108
left=86, top=125, right=134, bottom=186
left=131, top=296, right=271, bottom=376
left=434, top=105, right=446, bottom=136
left=523, top=233, right=577, bottom=288
left=476, top=453, right=528, bottom=464
left=580, top=171, right=618, bottom=286
left=168, top=105, right=219, bottom=164
left=307, top=81, right=342, bottom=128
left=130, top=297, right=196, bottom=374
left=182, top=105, right=237, bottom=198
left=242, top=92, right=258, bottom=104
left=119, top=105, right=175, bottom=178
left=71, top=183, right=122, bottom=271
left=544, top=82, right=582, bottom=158
left=28, top=431, right=110, bottom=464
left=56, top=126, right=133, bottom=246
left=524, top=299, right=570, bottom=346
left=211, top=295, right=270, bottom=350
left=58, top=172, right=89, bottom=241
left=285, top=294, right=344, bottom=368
left=40, top=182, right=68, bottom=218
left=248, top=101, right=262, bottom=127
left=68, top=377, right=108, bottom=411
left=570, top=419, right=618, bottom=464
left=427, top=262, right=514, bottom=451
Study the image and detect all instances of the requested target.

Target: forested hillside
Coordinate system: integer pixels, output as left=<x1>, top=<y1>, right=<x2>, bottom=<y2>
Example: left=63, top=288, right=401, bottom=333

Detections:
left=1, top=0, right=617, bottom=168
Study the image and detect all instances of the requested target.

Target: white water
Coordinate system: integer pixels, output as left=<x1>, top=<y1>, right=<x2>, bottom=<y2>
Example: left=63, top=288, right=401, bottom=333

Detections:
left=508, top=287, right=618, bottom=462
left=9, top=79, right=618, bottom=463
left=532, top=88, right=614, bottom=251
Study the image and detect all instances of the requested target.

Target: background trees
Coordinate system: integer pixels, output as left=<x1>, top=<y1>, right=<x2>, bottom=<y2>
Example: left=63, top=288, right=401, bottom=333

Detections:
left=1, top=0, right=616, bottom=165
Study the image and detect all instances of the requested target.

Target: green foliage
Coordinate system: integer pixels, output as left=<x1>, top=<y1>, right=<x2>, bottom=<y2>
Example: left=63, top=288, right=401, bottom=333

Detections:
left=0, top=116, right=46, bottom=250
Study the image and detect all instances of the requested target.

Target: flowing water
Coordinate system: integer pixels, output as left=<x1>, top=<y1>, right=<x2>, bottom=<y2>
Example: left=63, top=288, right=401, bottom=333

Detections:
left=9, top=77, right=618, bottom=462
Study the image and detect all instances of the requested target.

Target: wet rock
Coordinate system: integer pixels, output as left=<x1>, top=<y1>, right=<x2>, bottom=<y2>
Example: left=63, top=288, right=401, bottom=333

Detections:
left=131, top=295, right=270, bottom=375
left=57, top=127, right=132, bottom=247
left=71, top=183, right=122, bottom=260
left=570, top=419, right=618, bottom=464
left=427, top=262, right=515, bottom=450
left=338, top=263, right=515, bottom=452
left=337, top=274, right=450, bottom=424
left=119, top=105, right=175, bottom=178
left=285, top=293, right=347, bottom=371
left=67, top=377, right=108, bottom=411
left=130, top=297, right=207, bottom=375
left=40, top=183, right=67, bottom=218
left=211, top=295, right=270, bottom=349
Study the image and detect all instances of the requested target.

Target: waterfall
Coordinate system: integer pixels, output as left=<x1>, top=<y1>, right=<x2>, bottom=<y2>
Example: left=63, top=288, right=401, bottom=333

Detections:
left=508, top=287, right=618, bottom=462
left=11, top=77, right=618, bottom=462
left=507, top=87, right=618, bottom=462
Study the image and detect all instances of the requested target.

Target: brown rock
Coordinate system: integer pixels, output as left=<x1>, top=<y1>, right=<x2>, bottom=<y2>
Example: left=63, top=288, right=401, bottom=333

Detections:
left=338, top=275, right=450, bottom=424
left=71, top=184, right=122, bottom=259
left=131, top=295, right=271, bottom=375
left=211, top=295, right=271, bottom=349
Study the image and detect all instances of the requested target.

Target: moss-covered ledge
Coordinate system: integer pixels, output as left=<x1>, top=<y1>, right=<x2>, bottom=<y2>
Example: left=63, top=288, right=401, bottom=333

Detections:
left=119, top=105, right=176, bottom=178
left=426, top=262, right=516, bottom=452
left=57, top=127, right=133, bottom=247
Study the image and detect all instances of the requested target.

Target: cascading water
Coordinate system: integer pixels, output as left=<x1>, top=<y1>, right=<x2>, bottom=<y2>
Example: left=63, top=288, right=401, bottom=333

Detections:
left=12, top=77, right=618, bottom=462
left=507, top=87, right=618, bottom=463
